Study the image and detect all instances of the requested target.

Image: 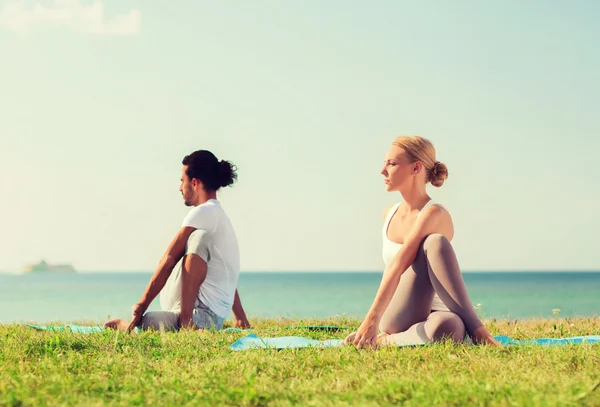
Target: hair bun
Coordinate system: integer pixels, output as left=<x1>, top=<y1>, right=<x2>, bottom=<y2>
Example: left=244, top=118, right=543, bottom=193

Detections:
left=429, top=161, right=448, bottom=187
left=218, top=160, right=238, bottom=188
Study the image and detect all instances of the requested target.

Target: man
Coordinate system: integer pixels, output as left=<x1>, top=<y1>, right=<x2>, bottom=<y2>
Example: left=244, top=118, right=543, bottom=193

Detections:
left=104, top=150, right=250, bottom=331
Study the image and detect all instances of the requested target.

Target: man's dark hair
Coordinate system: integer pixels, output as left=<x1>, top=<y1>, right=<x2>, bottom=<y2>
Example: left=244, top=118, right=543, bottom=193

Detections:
left=182, top=150, right=237, bottom=191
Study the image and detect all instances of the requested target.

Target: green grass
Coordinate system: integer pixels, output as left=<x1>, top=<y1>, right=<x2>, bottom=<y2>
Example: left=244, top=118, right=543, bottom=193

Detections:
left=1, top=317, right=599, bottom=406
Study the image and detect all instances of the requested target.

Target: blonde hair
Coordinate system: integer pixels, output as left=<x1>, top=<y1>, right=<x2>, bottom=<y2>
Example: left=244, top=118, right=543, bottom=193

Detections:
left=392, top=135, right=448, bottom=187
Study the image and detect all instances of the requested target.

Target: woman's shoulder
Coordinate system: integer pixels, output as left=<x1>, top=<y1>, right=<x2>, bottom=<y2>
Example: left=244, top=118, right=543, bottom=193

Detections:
left=419, top=201, right=454, bottom=239
left=381, top=203, right=400, bottom=221
left=429, top=202, right=448, bottom=211
left=422, top=200, right=449, bottom=213
left=419, top=201, right=453, bottom=223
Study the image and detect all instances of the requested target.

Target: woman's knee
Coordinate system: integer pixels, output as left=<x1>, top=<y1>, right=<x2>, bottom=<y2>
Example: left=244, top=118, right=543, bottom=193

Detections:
left=422, top=234, right=450, bottom=253
left=427, top=312, right=465, bottom=343
left=379, top=317, right=395, bottom=334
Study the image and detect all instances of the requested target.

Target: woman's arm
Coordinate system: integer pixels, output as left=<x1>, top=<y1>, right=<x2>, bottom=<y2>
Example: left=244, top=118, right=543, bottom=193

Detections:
left=369, top=206, right=450, bottom=317
left=350, top=205, right=452, bottom=348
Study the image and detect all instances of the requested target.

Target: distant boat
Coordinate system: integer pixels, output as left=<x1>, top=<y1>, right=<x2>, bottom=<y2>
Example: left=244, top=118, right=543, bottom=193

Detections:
left=23, top=260, right=76, bottom=273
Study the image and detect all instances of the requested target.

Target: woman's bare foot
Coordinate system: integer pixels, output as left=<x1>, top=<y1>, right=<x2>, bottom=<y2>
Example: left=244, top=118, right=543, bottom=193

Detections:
left=470, top=326, right=502, bottom=346
left=342, top=332, right=356, bottom=345
left=376, top=332, right=390, bottom=347
left=103, top=318, right=130, bottom=331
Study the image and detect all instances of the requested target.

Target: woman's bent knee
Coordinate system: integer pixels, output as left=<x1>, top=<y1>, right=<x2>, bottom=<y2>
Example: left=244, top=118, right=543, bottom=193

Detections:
left=379, top=318, right=394, bottom=335
left=422, top=234, right=450, bottom=252
left=427, top=312, right=465, bottom=343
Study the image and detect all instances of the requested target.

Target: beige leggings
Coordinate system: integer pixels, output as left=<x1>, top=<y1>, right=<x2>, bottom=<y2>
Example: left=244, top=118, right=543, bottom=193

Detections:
left=379, top=234, right=483, bottom=346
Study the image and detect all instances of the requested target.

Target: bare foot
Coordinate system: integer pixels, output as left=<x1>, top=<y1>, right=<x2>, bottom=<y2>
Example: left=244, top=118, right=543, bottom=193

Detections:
left=376, top=332, right=390, bottom=347
left=470, top=326, right=503, bottom=346
left=103, top=318, right=131, bottom=332
left=342, top=332, right=356, bottom=345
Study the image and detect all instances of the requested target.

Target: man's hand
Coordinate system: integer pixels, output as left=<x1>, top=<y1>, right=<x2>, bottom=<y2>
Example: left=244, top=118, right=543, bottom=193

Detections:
left=178, top=313, right=194, bottom=330
left=233, top=318, right=251, bottom=329
left=126, top=303, right=146, bottom=332
left=231, top=290, right=250, bottom=329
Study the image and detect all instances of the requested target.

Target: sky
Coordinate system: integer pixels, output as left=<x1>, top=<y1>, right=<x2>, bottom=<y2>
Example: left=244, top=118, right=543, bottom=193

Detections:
left=0, top=0, right=598, bottom=272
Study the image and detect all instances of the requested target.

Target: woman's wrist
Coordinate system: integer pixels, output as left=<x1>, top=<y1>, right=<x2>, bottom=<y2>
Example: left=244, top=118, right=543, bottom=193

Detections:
left=364, top=311, right=381, bottom=326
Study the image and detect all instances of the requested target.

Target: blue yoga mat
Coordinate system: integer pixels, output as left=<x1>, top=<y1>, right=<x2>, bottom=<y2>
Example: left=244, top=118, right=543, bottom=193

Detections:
left=26, top=324, right=105, bottom=334
left=25, top=324, right=249, bottom=334
left=230, top=334, right=344, bottom=351
left=494, top=335, right=600, bottom=346
left=26, top=325, right=600, bottom=349
left=24, top=324, right=337, bottom=334
left=230, top=334, right=600, bottom=351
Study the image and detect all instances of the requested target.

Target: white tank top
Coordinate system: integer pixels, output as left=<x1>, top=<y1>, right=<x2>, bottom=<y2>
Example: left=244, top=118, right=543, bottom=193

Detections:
left=382, top=200, right=449, bottom=312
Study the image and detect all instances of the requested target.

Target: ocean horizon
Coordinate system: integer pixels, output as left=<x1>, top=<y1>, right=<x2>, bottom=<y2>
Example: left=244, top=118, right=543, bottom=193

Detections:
left=3, top=268, right=600, bottom=274
left=1, top=271, right=598, bottom=324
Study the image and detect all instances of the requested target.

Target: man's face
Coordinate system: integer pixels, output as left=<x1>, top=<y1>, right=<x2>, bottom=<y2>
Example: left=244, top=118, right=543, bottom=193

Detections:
left=179, top=165, right=195, bottom=206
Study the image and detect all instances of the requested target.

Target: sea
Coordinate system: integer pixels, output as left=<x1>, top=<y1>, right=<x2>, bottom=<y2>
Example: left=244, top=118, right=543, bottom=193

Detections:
left=0, top=271, right=598, bottom=324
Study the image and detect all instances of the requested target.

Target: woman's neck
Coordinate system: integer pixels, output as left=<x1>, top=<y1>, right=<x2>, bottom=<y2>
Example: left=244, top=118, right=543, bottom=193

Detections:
left=399, top=188, right=430, bottom=212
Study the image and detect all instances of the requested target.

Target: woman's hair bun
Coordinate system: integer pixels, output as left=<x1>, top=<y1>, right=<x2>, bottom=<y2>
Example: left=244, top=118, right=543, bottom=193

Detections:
left=429, top=161, right=448, bottom=187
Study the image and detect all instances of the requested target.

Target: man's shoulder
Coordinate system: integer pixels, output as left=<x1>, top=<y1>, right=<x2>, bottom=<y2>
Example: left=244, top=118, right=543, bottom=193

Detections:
left=182, top=201, right=224, bottom=229
left=187, top=201, right=221, bottom=215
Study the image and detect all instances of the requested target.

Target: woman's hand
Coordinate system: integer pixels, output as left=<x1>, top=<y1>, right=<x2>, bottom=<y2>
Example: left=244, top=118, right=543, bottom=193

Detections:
left=344, top=315, right=380, bottom=349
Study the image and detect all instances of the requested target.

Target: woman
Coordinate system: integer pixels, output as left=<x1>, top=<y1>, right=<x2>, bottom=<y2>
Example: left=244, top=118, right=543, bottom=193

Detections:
left=345, top=136, right=500, bottom=348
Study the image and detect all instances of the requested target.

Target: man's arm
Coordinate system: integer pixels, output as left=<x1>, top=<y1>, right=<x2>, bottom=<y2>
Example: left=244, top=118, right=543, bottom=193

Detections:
left=231, top=289, right=251, bottom=328
left=129, top=227, right=197, bottom=327
left=179, top=251, right=208, bottom=328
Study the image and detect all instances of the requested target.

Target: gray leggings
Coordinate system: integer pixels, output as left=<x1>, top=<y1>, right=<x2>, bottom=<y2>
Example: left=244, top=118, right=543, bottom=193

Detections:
left=140, top=300, right=225, bottom=332
left=379, top=234, right=483, bottom=345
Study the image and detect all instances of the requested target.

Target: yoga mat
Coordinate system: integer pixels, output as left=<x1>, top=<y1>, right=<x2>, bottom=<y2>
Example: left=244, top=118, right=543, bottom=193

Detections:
left=288, top=326, right=347, bottom=332
left=230, top=334, right=600, bottom=351
left=24, top=325, right=338, bottom=334
left=494, top=335, right=600, bottom=346
left=25, top=324, right=247, bottom=333
left=26, top=324, right=105, bottom=334
left=28, top=325, right=598, bottom=349
left=230, top=334, right=344, bottom=351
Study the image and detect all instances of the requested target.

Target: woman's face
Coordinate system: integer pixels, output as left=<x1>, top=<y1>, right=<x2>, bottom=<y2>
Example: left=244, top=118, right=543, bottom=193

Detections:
left=380, top=145, right=417, bottom=192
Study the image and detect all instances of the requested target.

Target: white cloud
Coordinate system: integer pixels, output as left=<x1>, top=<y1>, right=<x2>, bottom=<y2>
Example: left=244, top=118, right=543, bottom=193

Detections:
left=0, top=0, right=140, bottom=35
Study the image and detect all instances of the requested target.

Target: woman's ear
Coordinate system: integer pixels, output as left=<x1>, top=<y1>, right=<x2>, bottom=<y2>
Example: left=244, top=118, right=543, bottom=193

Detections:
left=413, top=161, right=423, bottom=174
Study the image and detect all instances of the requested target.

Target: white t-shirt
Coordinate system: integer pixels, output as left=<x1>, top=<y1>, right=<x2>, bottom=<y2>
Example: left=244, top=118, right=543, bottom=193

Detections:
left=160, top=199, right=240, bottom=318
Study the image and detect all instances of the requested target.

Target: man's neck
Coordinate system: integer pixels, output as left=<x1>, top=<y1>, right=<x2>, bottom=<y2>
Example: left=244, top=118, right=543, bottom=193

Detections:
left=194, top=191, right=218, bottom=206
